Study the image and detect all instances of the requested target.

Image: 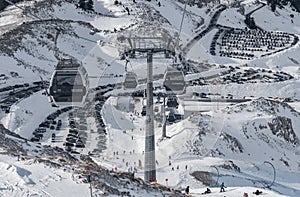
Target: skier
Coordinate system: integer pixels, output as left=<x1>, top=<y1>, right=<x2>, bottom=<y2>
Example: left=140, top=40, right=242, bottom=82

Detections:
left=220, top=182, right=226, bottom=192
left=185, top=186, right=190, bottom=194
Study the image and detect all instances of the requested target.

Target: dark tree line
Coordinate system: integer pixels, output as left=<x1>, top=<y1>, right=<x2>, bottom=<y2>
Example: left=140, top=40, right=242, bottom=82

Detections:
left=289, top=0, right=300, bottom=12
left=245, top=16, right=256, bottom=29
left=77, top=0, right=94, bottom=11
left=0, top=1, right=9, bottom=11
left=266, top=0, right=278, bottom=12
left=0, top=0, right=28, bottom=11
left=267, top=0, right=300, bottom=12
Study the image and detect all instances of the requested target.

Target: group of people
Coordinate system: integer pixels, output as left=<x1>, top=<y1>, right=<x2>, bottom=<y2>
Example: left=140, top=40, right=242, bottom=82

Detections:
left=184, top=183, right=263, bottom=196
left=184, top=185, right=213, bottom=195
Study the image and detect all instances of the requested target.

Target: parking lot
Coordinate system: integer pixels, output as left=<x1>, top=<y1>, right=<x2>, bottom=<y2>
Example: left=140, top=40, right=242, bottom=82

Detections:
left=0, top=81, right=44, bottom=113
left=211, top=29, right=297, bottom=59
left=29, top=85, right=114, bottom=155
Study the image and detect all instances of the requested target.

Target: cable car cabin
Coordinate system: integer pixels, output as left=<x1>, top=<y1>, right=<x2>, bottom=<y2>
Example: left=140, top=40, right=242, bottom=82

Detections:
left=49, top=59, right=89, bottom=106
left=166, top=112, right=183, bottom=124
left=166, top=96, right=179, bottom=108
left=163, top=70, right=185, bottom=94
left=123, top=72, right=138, bottom=89
left=167, top=113, right=175, bottom=124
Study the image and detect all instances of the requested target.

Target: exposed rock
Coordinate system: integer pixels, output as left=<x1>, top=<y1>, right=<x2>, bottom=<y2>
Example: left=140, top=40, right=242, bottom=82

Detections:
left=268, top=116, right=299, bottom=145
left=0, top=124, right=27, bottom=156
left=218, top=160, right=240, bottom=172
left=190, top=171, right=212, bottom=186
left=220, top=132, right=244, bottom=153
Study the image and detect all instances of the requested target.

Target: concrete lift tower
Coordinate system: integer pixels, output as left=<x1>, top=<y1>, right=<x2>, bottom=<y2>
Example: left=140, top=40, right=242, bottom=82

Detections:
left=118, top=26, right=176, bottom=182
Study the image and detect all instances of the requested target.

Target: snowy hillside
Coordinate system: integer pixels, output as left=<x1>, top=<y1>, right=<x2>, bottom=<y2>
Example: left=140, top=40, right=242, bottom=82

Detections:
left=0, top=0, right=300, bottom=196
left=191, top=97, right=300, bottom=173
left=0, top=124, right=186, bottom=196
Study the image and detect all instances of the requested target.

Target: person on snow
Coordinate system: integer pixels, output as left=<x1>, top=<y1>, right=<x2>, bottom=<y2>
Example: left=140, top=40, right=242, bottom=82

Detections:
left=125, top=7, right=130, bottom=15
left=220, top=182, right=226, bottom=192
left=202, top=188, right=211, bottom=194
left=253, top=190, right=263, bottom=195
left=185, top=186, right=190, bottom=194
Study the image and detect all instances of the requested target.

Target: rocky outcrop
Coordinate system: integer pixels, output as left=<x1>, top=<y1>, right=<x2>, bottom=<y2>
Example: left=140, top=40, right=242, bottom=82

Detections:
left=190, top=171, right=212, bottom=186
left=268, top=116, right=299, bottom=145
left=218, top=160, right=240, bottom=172
left=0, top=124, right=27, bottom=155
left=220, top=132, right=244, bottom=153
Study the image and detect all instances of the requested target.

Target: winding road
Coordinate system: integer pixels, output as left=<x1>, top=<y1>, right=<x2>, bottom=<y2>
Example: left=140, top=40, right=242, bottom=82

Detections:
left=182, top=4, right=227, bottom=57
left=244, top=2, right=266, bottom=30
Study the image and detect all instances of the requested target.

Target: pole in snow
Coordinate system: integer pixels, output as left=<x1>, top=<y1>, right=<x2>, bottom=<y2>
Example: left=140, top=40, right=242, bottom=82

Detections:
left=86, top=173, right=92, bottom=197
left=144, top=51, right=156, bottom=183
left=162, top=93, right=167, bottom=138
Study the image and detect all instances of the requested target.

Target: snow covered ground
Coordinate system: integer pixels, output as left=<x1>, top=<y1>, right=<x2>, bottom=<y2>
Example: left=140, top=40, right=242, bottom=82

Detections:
left=0, top=154, right=91, bottom=197
left=0, top=0, right=300, bottom=196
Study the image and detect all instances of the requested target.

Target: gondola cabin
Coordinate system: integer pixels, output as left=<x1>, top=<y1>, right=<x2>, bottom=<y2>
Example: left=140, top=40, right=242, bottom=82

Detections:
left=166, top=96, right=179, bottom=108
left=123, top=72, right=138, bottom=89
left=49, top=59, right=89, bottom=106
left=163, top=69, right=185, bottom=94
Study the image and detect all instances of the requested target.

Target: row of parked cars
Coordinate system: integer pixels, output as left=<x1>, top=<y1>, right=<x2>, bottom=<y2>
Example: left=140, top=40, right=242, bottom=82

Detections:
left=63, top=84, right=113, bottom=153
left=0, top=83, right=43, bottom=114
left=212, top=66, right=294, bottom=85
left=63, top=110, right=87, bottom=151
left=90, top=86, right=113, bottom=155
left=85, top=85, right=117, bottom=156
left=0, top=83, right=29, bottom=93
left=31, top=107, right=73, bottom=142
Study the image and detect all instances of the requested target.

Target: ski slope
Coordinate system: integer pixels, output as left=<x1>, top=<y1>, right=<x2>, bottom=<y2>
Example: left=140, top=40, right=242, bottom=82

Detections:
left=0, top=0, right=300, bottom=196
